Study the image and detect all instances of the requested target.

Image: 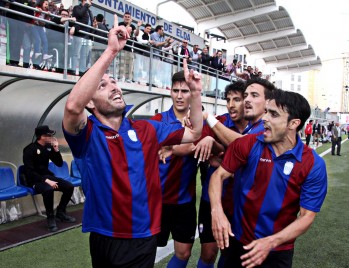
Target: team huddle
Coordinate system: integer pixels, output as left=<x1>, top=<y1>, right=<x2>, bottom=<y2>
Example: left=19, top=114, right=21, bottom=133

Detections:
left=61, top=16, right=327, bottom=268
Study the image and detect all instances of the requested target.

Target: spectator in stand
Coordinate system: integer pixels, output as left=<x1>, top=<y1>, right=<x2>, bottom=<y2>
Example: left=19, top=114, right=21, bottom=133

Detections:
left=189, top=44, right=201, bottom=70
left=137, top=23, right=154, bottom=45
left=228, top=60, right=246, bottom=81
left=246, top=65, right=253, bottom=78
left=162, top=40, right=179, bottom=64
left=92, top=13, right=108, bottom=44
left=200, top=47, right=213, bottom=73
left=239, top=68, right=250, bottom=81
left=71, top=0, right=94, bottom=75
left=151, top=25, right=173, bottom=60
left=118, top=11, right=139, bottom=52
left=179, top=40, right=191, bottom=62
left=58, top=3, right=65, bottom=13
left=22, top=0, right=36, bottom=68
left=250, top=67, right=259, bottom=79
left=48, top=8, right=76, bottom=72
left=304, top=119, right=313, bottom=146
left=118, top=12, right=139, bottom=39
left=6, top=0, right=34, bottom=67
left=136, top=23, right=154, bottom=56
left=31, top=0, right=53, bottom=69
left=211, top=50, right=226, bottom=72
left=48, top=1, right=59, bottom=15
left=225, top=59, right=237, bottom=79
left=258, top=71, right=263, bottom=77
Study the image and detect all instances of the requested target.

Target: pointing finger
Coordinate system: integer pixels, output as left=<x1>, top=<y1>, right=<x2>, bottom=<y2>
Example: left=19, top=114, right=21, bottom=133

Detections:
left=114, top=14, right=118, bottom=29
left=183, top=58, right=188, bottom=78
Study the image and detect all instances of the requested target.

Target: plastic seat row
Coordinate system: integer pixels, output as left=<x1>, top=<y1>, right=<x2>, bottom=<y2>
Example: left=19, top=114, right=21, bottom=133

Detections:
left=0, top=160, right=82, bottom=213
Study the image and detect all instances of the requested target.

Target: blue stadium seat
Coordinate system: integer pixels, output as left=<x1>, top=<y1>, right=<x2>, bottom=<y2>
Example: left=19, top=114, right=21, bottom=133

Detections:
left=17, top=165, right=36, bottom=195
left=48, top=161, right=81, bottom=187
left=17, top=165, right=44, bottom=216
left=70, top=159, right=82, bottom=179
left=0, top=167, right=28, bottom=201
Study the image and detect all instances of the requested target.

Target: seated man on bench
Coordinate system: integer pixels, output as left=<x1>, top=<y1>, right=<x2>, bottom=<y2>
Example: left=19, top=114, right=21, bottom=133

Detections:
left=23, top=125, right=76, bottom=232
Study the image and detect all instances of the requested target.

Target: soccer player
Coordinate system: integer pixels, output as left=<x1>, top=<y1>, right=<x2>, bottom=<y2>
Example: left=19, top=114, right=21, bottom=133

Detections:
left=197, top=81, right=249, bottom=268
left=205, top=78, right=276, bottom=146
left=62, top=15, right=203, bottom=268
left=151, top=71, right=201, bottom=268
left=203, top=78, right=275, bottom=267
left=209, top=89, right=327, bottom=267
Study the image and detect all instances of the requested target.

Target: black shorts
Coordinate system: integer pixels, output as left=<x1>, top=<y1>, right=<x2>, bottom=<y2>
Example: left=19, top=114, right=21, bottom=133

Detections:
left=89, top=232, right=157, bottom=268
left=198, top=198, right=215, bottom=243
left=157, top=201, right=197, bottom=247
left=222, top=237, right=294, bottom=268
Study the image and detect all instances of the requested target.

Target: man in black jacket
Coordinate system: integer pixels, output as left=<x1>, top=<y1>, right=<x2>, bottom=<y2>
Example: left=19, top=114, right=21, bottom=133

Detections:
left=71, top=0, right=94, bottom=74
left=23, top=126, right=76, bottom=232
left=211, top=50, right=226, bottom=72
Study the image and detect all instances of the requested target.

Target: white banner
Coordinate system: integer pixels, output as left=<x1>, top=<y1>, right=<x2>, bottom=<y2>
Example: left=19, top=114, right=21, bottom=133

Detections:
left=94, top=0, right=204, bottom=46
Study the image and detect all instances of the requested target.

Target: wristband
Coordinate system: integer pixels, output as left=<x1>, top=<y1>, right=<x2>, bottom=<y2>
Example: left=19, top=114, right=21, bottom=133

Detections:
left=206, top=114, right=218, bottom=128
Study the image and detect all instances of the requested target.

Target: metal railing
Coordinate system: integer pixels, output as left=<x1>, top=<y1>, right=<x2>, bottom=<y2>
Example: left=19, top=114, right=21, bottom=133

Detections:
left=0, top=2, right=232, bottom=104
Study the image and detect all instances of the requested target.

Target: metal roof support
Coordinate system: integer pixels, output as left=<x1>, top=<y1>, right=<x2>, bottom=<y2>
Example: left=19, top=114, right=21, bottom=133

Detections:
left=268, top=56, right=318, bottom=68
left=197, top=5, right=278, bottom=30
left=250, top=44, right=309, bottom=59
left=277, top=64, right=322, bottom=75
left=229, top=28, right=297, bottom=47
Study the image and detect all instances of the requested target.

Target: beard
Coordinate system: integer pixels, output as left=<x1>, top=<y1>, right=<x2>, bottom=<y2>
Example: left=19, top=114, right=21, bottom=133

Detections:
left=244, top=113, right=255, bottom=121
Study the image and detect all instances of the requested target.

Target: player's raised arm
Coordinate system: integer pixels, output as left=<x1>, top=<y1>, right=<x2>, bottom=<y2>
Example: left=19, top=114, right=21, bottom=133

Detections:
left=63, top=15, right=131, bottom=134
left=181, top=58, right=203, bottom=143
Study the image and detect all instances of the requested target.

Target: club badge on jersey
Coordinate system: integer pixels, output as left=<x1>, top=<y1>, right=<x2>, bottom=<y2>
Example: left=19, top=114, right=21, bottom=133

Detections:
left=283, top=161, right=294, bottom=175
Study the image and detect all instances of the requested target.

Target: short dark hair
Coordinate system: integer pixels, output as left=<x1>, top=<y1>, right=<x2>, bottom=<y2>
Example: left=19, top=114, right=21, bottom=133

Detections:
left=245, top=77, right=276, bottom=99
left=233, top=59, right=237, bottom=64
left=124, top=12, right=131, bottom=16
left=171, top=70, right=185, bottom=86
left=155, top=25, right=163, bottom=32
left=144, top=23, right=151, bottom=29
left=224, top=80, right=246, bottom=99
left=267, top=89, right=311, bottom=131
left=96, top=14, right=104, bottom=22
left=59, top=9, right=69, bottom=15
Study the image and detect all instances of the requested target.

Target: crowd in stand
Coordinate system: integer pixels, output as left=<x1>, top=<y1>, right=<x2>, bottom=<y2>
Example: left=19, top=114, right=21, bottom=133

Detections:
left=1, top=0, right=266, bottom=81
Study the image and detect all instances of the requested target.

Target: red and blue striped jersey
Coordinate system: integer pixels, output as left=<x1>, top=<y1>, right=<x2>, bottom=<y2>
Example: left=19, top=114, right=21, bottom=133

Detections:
left=63, top=115, right=185, bottom=239
left=201, top=113, right=253, bottom=202
left=246, top=118, right=265, bottom=134
left=221, top=133, right=327, bottom=250
left=151, top=106, right=197, bottom=204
